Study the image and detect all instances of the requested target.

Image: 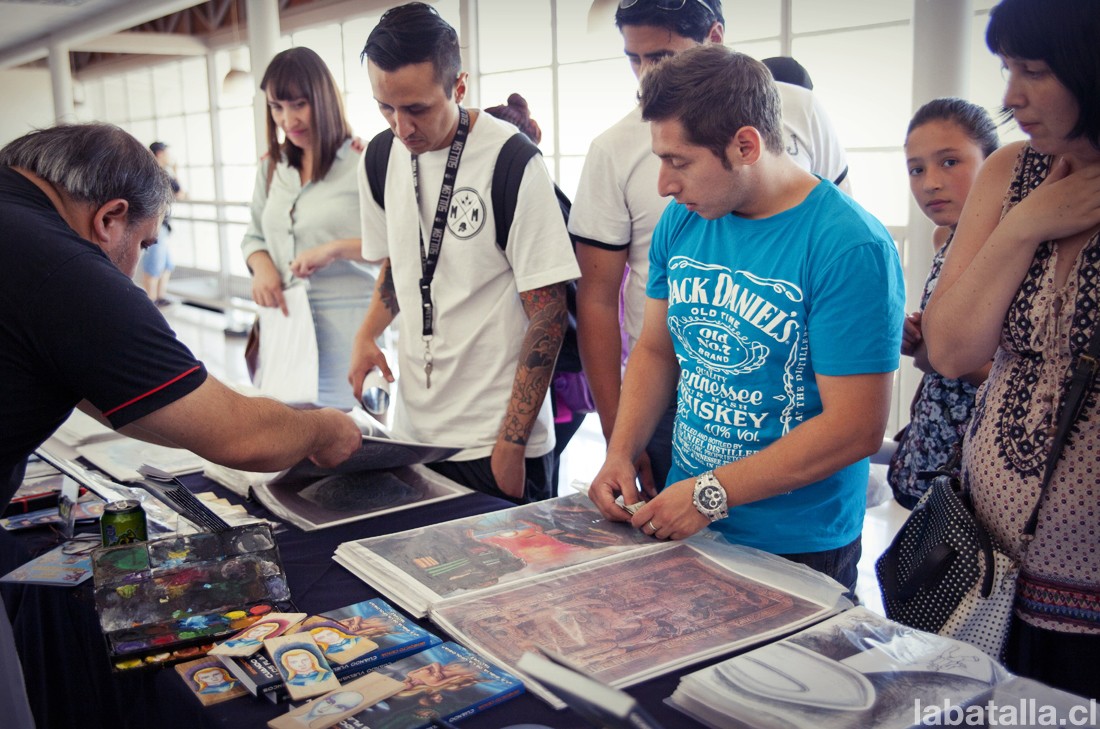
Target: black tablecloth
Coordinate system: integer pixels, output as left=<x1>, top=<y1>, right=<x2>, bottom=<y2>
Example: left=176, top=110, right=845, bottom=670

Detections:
left=1, top=475, right=705, bottom=729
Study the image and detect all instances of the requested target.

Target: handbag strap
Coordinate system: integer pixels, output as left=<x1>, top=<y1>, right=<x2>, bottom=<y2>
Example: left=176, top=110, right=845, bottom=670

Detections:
left=1023, top=318, right=1100, bottom=536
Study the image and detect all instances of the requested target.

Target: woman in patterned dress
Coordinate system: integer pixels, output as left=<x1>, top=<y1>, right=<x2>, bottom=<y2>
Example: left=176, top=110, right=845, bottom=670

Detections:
left=888, top=98, right=998, bottom=509
left=922, top=0, right=1100, bottom=697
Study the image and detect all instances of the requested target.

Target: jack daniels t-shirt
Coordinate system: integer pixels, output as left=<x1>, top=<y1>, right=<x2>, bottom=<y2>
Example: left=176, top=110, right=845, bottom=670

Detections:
left=647, top=180, right=904, bottom=554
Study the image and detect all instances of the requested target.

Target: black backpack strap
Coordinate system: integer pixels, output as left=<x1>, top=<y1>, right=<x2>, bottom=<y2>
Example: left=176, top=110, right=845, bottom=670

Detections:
left=365, top=129, right=395, bottom=210
left=491, top=133, right=542, bottom=251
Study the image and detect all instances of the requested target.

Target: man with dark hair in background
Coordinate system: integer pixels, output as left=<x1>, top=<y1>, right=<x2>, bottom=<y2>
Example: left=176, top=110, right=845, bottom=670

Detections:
left=571, top=0, right=851, bottom=496
left=350, top=3, right=579, bottom=502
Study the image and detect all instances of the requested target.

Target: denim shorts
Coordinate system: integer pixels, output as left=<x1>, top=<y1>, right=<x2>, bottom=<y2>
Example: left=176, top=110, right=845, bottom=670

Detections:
left=141, top=229, right=173, bottom=276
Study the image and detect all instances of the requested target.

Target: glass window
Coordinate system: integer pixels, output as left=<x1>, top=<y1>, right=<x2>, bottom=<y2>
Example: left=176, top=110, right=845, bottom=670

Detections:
left=968, top=13, right=1024, bottom=147
left=156, top=117, right=188, bottom=163
left=478, top=0, right=552, bottom=72
left=171, top=219, right=196, bottom=268
left=343, top=15, right=381, bottom=90
left=557, top=155, right=587, bottom=200
left=180, top=58, right=209, bottom=113
left=793, top=25, right=912, bottom=149
left=724, top=0, right=782, bottom=43
left=292, top=26, right=346, bottom=91
left=219, top=107, right=258, bottom=166
left=847, top=150, right=908, bottom=227
left=126, top=69, right=155, bottom=121
left=128, top=120, right=157, bottom=151
left=792, top=0, right=911, bottom=34
left=733, top=40, right=783, bottom=63
left=557, top=58, right=638, bottom=156
left=186, top=168, right=217, bottom=203
left=435, top=0, right=461, bottom=30
left=84, top=81, right=106, bottom=121
left=556, top=0, right=623, bottom=64
left=101, top=76, right=128, bottom=123
left=346, top=93, right=388, bottom=140
left=192, top=220, right=222, bottom=270
left=480, top=68, right=555, bottom=154
left=222, top=165, right=258, bottom=205
left=225, top=202, right=252, bottom=225
left=152, top=64, right=184, bottom=117
left=186, top=113, right=215, bottom=168
left=226, top=222, right=251, bottom=277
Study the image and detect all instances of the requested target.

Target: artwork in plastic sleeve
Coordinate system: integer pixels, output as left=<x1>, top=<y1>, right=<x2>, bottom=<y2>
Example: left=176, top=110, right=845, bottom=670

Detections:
left=432, top=543, right=831, bottom=689
left=355, top=492, right=652, bottom=599
left=666, top=606, right=1013, bottom=729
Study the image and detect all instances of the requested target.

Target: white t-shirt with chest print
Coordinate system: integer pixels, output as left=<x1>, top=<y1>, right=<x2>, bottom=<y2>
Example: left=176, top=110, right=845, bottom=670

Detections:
left=359, top=112, right=580, bottom=459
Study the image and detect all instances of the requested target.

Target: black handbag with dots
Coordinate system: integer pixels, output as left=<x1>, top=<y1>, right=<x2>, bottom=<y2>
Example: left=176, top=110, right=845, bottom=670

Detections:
left=875, top=473, right=1015, bottom=656
left=876, top=321, right=1100, bottom=658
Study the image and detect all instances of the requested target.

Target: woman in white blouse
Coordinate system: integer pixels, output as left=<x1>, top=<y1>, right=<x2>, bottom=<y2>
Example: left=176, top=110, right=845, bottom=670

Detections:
left=241, top=47, right=375, bottom=409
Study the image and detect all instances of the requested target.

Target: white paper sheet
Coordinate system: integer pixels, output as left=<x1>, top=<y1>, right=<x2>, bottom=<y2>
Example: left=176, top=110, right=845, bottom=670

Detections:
left=255, top=283, right=319, bottom=405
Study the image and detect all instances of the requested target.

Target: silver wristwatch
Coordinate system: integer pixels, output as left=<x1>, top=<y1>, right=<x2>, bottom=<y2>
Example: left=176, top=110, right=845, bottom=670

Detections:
left=692, top=470, right=728, bottom=522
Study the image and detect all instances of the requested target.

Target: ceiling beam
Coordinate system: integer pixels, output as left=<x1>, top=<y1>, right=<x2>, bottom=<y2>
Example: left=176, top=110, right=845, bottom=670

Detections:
left=0, top=0, right=207, bottom=70
left=73, top=32, right=209, bottom=56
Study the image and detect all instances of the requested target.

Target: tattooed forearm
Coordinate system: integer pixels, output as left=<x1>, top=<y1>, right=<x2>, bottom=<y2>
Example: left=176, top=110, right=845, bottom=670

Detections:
left=500, top=283, right=569, bottom=445
left=379, top=260, right=400, bottom=317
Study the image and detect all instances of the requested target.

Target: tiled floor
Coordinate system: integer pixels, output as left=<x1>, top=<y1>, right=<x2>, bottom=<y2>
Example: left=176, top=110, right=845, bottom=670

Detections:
left=162, top=300, right=909, bottom=615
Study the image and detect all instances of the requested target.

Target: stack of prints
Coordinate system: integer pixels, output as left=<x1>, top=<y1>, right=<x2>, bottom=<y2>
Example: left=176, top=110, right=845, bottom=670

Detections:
left=335, top=493, right=845, bottom=708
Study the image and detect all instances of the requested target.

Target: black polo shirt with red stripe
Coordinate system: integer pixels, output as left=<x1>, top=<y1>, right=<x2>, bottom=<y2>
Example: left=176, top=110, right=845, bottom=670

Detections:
left=0, top=167, right=207, bottom=505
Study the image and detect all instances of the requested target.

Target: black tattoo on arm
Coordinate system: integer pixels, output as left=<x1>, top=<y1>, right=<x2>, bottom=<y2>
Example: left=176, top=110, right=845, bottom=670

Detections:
left=500, top=283, right=569, bottom=446
left=379, top=260, right=400, bottom=317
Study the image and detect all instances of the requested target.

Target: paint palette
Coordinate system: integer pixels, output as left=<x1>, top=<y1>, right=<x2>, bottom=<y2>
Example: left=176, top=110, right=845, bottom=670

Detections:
left=91, top=524, right=294, bottom=668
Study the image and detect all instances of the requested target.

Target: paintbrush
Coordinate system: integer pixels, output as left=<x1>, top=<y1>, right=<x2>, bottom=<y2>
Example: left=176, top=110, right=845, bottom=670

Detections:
left=138, top=463, right=232, bottom=533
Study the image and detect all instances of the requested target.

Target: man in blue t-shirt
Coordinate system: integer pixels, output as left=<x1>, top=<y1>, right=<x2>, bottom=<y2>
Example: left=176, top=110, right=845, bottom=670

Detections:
left=589, top=45, right=904, bottom=596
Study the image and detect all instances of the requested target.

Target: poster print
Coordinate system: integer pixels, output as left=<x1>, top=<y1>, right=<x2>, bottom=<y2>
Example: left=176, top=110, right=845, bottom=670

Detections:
left=333, top=642, right=523, bottom=729
left=433, top=543, right=831, bottom=688
left=254, top=464, right=469, bottom=530
left=336, top=435, right=461, bottom=473
left=353, top=493, right=653, bottom=600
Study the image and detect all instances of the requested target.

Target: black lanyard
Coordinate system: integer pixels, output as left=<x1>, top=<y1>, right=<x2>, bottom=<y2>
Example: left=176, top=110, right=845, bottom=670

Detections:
left=410, top=106, right=470, bottom=387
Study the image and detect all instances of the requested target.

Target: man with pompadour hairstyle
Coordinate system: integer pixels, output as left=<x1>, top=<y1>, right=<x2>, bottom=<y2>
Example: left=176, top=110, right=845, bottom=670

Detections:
left=571, top=0, right=851, bottom=497
left=589, top=45, right=904, bottom=599
left=350, top=3, right=580, bottom=503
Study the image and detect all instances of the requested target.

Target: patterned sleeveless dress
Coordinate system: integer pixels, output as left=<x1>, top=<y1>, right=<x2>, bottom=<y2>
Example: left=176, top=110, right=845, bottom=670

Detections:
left=963, top=145, right=1100, bottom=635
left=888, top=234, right=980, bottom=508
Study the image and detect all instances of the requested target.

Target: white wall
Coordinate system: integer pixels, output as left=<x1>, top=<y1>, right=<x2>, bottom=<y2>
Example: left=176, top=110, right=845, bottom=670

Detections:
left=0, top=68, right=54, bottom=147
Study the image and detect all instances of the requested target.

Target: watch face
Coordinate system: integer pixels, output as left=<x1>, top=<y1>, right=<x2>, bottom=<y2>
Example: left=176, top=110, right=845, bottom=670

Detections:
left=698, top=484, right=725, bottom=511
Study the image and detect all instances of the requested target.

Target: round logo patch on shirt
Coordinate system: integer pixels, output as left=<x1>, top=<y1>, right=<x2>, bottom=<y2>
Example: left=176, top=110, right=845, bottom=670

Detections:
left=446, top=187, right=487, bottom=239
